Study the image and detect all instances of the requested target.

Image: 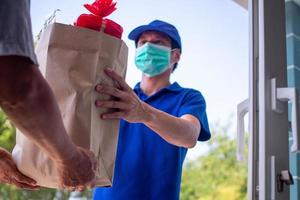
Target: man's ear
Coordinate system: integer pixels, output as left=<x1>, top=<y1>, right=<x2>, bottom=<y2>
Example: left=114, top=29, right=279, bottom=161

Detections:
left=171, top=49, right=181, bottom=64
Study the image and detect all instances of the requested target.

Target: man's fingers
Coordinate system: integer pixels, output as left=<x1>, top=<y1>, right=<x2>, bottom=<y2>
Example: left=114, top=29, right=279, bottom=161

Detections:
left=101, top=111, right=125, bottom=119
left=104, top=68, right=131, bottom=91
left=96, top=100, right=129, bottom=110
left=95, top=85, right=128, bottom=100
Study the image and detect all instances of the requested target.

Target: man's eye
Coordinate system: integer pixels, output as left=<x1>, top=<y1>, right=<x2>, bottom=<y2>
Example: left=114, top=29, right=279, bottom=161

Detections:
left=138, top=41, right=146, bottom=46
left=154, top=41, right=167, bottom=46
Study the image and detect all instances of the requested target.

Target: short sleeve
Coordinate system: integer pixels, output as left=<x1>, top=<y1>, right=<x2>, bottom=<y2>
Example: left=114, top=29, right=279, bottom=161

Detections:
left=178, top=90, right=211, bottom=141
left=0, top=0, right=38, bottom=64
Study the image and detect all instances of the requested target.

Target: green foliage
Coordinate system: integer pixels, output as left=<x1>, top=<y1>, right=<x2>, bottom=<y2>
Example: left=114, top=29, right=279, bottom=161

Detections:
left=0, top=186, right=93, bottom=200
left=180, top=122, right=248, bottom=200
left=0, top=108, right=247, bottom=199
left=0, top=109, right=15, bottom=152
left=0, top=109, right=94, bottom=199
left=0, top=186, right=56, bottom=200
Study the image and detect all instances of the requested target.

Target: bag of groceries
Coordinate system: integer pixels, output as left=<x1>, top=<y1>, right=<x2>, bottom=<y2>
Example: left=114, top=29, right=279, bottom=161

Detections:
left=12, top=0, right=128, bottom=188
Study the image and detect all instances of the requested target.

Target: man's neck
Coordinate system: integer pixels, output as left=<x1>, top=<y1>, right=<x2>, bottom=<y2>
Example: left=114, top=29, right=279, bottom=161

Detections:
left=140, top=72, right=171, bottom=96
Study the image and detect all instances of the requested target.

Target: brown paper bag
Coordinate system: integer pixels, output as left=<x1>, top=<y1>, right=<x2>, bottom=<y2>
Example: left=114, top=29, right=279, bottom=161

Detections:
left=12, top=23, right=128, bottom=188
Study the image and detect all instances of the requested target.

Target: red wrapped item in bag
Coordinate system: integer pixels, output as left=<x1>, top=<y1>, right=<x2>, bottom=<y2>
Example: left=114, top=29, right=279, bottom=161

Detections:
left=75, top=0, right=123, bottom=39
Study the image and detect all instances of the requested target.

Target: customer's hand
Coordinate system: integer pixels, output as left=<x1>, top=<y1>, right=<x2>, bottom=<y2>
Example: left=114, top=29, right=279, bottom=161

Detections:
left=56, top=146, right=97, bottom=191
left=0, top=147, right=39, bottom=190
left=95, top=68, right=149, bottom=123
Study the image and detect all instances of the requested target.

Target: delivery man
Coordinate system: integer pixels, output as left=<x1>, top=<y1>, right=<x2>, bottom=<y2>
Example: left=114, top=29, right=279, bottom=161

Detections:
left=93, top=19, right=211, bottom=199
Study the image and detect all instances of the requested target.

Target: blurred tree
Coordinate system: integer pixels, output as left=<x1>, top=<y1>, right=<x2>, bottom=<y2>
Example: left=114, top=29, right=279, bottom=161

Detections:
left=0, top=109, right=92, bottom=200
left=0, top=108, right=15, bottom=152
left=180, top=122, right=248, bottom=200
left=0, top=108, right=247, bottom=199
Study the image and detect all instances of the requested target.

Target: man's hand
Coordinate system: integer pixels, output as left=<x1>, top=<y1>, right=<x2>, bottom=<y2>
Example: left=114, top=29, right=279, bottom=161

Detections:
left=0, top=148, right=39, bottom=190
left=95, top=68, right=200, bottom=148
left=95, top=68, right=149, bottom=123
left=56, top=147, right=97, bottom=191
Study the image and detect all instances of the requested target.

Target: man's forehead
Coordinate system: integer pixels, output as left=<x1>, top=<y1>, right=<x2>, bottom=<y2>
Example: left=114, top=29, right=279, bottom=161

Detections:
left=138, top=31, right=171, bottom=41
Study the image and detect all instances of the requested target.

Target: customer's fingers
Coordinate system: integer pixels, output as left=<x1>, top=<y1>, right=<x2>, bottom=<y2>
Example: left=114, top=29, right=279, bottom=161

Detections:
left=81, top=148, right=97, bottom=172
left=11, top=179, right=40, bottom=190
left=87, top=178, right=96, bottom=189
left=76, top=185, right=85, bottom=192
left=67, top=186, right=76, bottom=192
left=13, top=170, right=37, bottom=185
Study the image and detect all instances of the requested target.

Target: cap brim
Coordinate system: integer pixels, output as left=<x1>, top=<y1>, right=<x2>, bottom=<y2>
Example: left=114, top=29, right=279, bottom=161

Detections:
left=128, top=25, right=168, bottom=41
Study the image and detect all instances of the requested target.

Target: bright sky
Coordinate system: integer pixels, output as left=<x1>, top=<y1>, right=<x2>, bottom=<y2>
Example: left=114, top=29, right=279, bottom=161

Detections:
left=30, top=0, right=249, bottom=160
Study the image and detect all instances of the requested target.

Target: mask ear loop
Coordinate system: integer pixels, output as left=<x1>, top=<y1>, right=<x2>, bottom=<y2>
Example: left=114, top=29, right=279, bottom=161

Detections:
left=170, top=48, right=180, bottom=71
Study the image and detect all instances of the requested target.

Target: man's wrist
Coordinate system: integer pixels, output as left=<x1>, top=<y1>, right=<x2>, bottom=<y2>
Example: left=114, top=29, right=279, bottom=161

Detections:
left=140, top=102, right=155, bottom=124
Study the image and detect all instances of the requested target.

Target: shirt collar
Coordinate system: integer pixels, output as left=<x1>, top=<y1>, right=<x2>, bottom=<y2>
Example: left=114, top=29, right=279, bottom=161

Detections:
left=134, top=81, right=182, bottom=99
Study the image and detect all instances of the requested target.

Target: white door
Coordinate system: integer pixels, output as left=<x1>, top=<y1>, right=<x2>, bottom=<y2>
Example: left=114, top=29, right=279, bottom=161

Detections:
left=237, top=0, right=300, bottom=199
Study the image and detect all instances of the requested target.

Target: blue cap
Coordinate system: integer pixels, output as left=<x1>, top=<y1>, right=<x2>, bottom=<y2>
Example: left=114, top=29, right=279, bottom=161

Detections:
left=128, top=20, right=182, bottom=50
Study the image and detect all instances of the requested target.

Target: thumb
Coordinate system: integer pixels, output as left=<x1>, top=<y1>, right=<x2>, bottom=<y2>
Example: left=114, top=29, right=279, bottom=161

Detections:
left=13, top=170, right=37, bottom=185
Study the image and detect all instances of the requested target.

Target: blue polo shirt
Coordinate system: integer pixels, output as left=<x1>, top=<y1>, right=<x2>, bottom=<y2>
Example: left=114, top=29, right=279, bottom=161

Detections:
left=93, top=82, right=210, bottom=200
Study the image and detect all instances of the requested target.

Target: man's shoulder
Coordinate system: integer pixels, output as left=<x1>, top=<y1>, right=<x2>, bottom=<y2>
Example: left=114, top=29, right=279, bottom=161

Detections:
left=176, top=83, right=204, bottom=98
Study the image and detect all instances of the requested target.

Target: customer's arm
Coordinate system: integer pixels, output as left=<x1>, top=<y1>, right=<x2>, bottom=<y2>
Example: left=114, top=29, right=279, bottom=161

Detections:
left=0, top=56, right=97, bottom=189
